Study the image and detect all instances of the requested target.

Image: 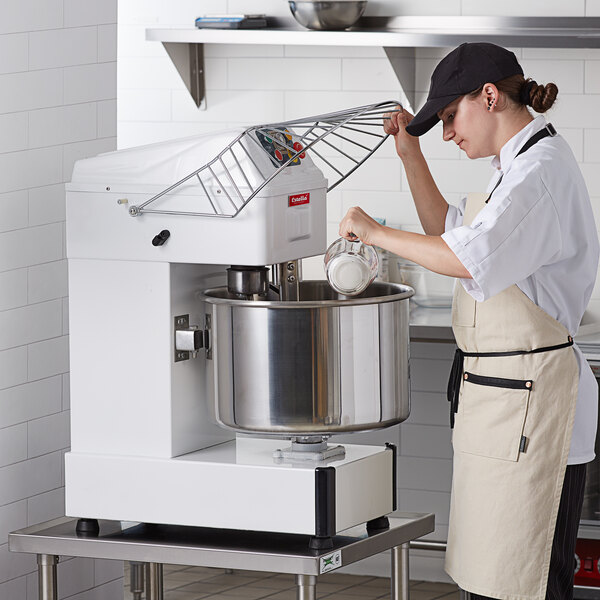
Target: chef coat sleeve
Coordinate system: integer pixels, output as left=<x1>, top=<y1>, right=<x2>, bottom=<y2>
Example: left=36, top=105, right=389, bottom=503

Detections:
left=445, top=196, right=466, bottom=230
left=441, top=172, right=562, bottom=302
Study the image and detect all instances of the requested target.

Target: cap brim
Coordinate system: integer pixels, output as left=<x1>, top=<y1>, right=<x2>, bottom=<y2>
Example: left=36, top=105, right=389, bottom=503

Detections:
left=405, top=94, right=461, bottom=137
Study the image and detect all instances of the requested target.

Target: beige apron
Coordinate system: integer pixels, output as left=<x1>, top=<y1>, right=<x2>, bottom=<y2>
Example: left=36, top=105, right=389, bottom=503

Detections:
left=444, top=193, right=580, bottom=600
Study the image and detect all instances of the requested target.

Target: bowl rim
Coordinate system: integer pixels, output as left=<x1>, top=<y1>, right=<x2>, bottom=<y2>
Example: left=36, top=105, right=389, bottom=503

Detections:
left=201, top=280, right=414, bottom=308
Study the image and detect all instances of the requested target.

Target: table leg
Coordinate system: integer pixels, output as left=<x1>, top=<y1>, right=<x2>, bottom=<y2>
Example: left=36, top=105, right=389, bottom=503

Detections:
left=130, top=561, right=145, bottom=600
left=391, top=543, right=410, bottom=600
left=145, top=562, right=164, bottom=600
left=296, top=574, right=317, bottom=600
left=37, top=554, right=59, bottom=600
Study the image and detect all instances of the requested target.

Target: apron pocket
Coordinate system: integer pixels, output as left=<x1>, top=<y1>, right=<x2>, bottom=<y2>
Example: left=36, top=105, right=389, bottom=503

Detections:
left=453, top=372, right=532, bottom=462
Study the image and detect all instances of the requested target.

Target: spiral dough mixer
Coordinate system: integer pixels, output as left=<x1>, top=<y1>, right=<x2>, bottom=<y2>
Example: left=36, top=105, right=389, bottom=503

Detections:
left=64, top=101, right=414, bottom=547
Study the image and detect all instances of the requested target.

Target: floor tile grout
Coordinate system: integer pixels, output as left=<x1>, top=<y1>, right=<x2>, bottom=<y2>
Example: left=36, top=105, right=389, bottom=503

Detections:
left=124, top=564, right=459, bottom=599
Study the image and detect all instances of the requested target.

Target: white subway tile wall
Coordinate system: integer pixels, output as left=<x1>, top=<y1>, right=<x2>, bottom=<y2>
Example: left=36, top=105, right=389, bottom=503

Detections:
left=28, top=27, right=99, bottom=71
left=0, top=1, right=121, bottom=598
left=0, top=191, right=28, bottom=234
left=0, top=577, right=27, bottom=600
left=0, top=502, right=27, bottom=544
left=98, top=25, right=118, bottom=64
left=50, top=557, right=95, bottom=599
left=27, top=488, right=65, bottom=527
left=0, top=35, right=28, bottom=74
left=0, top=0, right=63, bottom=36
left=29, top=184, right=67, bottom=227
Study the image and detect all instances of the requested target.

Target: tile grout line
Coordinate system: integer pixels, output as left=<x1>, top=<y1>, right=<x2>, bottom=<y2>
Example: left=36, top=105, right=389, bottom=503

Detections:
left=124, top=566, right=459, bottom=600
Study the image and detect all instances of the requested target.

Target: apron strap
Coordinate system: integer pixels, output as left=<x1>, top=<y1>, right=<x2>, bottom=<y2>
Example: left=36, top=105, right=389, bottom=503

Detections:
left=448, top=348, right=465, bottom=428
left=447, top=335, right=573, bottom=428
left=486, top=123, right=557, bottom=203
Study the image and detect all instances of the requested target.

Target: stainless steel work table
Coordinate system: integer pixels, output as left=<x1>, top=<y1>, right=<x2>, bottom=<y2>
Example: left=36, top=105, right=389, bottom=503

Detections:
left=9, top=513, right=434, bottom=600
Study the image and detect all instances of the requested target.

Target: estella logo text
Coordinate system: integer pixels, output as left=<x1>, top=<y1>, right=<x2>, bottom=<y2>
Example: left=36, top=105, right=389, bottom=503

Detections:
left=288, top=192, right=310, bottom=207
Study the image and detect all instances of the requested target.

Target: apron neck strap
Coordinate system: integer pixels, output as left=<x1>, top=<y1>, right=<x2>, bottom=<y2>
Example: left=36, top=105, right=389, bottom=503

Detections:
left=515, top=123, right=557, bottom=158
left=486, top=123, right=557, bottom=204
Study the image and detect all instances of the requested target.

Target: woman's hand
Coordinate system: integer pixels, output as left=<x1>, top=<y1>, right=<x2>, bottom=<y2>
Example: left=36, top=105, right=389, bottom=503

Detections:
left=384, top=105, right=421, bottom=161
left=339, top=207, right=384, bottom=246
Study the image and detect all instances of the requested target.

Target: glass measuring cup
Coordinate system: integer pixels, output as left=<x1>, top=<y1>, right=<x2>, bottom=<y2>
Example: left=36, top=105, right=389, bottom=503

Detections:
left=324, top=238, right=379, bottom=296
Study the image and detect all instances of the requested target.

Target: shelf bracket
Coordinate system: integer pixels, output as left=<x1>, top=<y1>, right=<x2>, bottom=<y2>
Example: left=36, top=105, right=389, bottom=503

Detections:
left=383, top=47, right=417, bottom=113
left=159, top=39, right=418, bottom=113
left=163, top=42, right=206, bottom=108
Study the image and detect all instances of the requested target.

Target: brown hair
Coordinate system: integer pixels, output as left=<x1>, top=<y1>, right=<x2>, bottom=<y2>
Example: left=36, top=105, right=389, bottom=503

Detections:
left=468, top=74, right=558, bottom=113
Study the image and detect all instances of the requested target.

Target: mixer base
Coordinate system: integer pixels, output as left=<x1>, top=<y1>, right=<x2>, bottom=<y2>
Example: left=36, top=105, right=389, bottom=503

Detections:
left=65, top=438, right=396, bottom=537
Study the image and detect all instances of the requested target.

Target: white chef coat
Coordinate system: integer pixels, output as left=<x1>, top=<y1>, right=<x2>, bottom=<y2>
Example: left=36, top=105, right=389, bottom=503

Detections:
left=442, top=115, right=600, bottom=464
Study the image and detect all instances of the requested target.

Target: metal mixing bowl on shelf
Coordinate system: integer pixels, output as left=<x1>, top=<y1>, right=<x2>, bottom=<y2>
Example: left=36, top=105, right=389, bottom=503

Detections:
left=288, top=1, right=368, bottom=31
left=389, top=258, right=455, bottom=308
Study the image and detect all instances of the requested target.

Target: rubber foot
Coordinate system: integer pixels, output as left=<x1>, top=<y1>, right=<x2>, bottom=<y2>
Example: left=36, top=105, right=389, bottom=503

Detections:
left=76, top=518, right=99, bottom=537
left=366, top=516, right=390, bottom=533
left=309, top=536, right=334, bottom=550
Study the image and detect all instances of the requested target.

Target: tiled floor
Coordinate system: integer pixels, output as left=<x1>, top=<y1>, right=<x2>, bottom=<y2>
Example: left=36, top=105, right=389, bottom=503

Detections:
left=124, top=563, right=460, bottom=600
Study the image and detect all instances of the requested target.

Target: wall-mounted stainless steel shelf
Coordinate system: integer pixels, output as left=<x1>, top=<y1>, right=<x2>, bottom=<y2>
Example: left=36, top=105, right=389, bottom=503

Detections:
left=146, top=16, right=600, bottom=108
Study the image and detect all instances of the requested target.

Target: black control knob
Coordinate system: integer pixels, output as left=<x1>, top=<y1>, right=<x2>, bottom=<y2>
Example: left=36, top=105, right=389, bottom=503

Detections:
left=152, top=230, right=170, bottom=246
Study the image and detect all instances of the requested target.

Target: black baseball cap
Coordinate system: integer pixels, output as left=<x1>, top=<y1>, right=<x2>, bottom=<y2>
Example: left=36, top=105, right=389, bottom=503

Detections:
left=405, top=42, right=524, bottom=137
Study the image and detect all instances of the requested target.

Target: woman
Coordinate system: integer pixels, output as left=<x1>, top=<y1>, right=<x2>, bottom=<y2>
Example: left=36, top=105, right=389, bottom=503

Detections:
left=339, top=42, right=600, bottom=600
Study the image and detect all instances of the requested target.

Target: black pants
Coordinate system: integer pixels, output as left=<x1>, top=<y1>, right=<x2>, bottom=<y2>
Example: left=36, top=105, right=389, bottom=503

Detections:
left=469, top=463, right=587, bottom=600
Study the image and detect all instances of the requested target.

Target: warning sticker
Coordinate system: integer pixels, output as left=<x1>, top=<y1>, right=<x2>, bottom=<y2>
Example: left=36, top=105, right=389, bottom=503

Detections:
left=319, top=550, right=342, bottom=574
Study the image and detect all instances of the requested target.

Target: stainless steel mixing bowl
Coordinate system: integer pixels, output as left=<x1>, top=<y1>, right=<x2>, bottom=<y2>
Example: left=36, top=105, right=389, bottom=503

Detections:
left=288, top=1, right=368, bottom=31
left=201, top=280, right=413, bottom=436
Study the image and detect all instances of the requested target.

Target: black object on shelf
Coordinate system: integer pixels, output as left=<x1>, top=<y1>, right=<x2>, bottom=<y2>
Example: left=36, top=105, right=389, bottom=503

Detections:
left=195, top=15, right=268, bottom=30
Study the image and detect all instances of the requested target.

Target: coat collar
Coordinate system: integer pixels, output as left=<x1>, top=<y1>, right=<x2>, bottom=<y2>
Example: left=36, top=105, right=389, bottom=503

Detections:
left=490, top=115, right=547, bottom=173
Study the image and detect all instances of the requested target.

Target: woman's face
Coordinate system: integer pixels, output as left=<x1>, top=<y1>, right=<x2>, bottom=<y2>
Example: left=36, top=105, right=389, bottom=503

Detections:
left=438, top=93, right=496, bottom=159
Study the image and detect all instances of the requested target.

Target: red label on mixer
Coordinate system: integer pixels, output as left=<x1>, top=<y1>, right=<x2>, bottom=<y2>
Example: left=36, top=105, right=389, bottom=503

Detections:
left=289, top=192, right=310, bottom=207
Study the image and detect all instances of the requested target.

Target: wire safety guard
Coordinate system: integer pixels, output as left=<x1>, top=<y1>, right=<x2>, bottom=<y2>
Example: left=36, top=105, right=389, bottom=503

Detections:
left=127, top=100, right=401, bottom=218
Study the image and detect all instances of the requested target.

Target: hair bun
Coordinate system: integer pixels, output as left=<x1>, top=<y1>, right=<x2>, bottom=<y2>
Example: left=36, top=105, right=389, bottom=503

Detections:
left=530, top=82, right=558, bottom=113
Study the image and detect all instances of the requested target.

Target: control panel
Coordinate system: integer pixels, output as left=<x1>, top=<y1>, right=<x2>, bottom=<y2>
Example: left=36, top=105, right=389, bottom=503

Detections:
left=256, top=128, right=305, bottom=168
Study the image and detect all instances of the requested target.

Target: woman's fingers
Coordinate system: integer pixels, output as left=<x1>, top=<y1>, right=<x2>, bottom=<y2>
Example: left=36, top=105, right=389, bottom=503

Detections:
left=401, top=107, right=415, bottom=121
left=384, top=106, right=420, bottom=159
left=338, top=211, right=354, bottom=240
left=383, top=105, right=402, bottom=135
left=339, top=207, right=381, bottom=246
left=383, top=121, right=399, bottom=135
left=383, top=105, right=416, bottom=137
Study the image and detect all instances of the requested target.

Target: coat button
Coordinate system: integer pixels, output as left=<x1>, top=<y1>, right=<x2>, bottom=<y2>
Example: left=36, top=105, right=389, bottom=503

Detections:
left=525, top=381, right=532, bottom=389
left=463, top=373, right=468, bottom=380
